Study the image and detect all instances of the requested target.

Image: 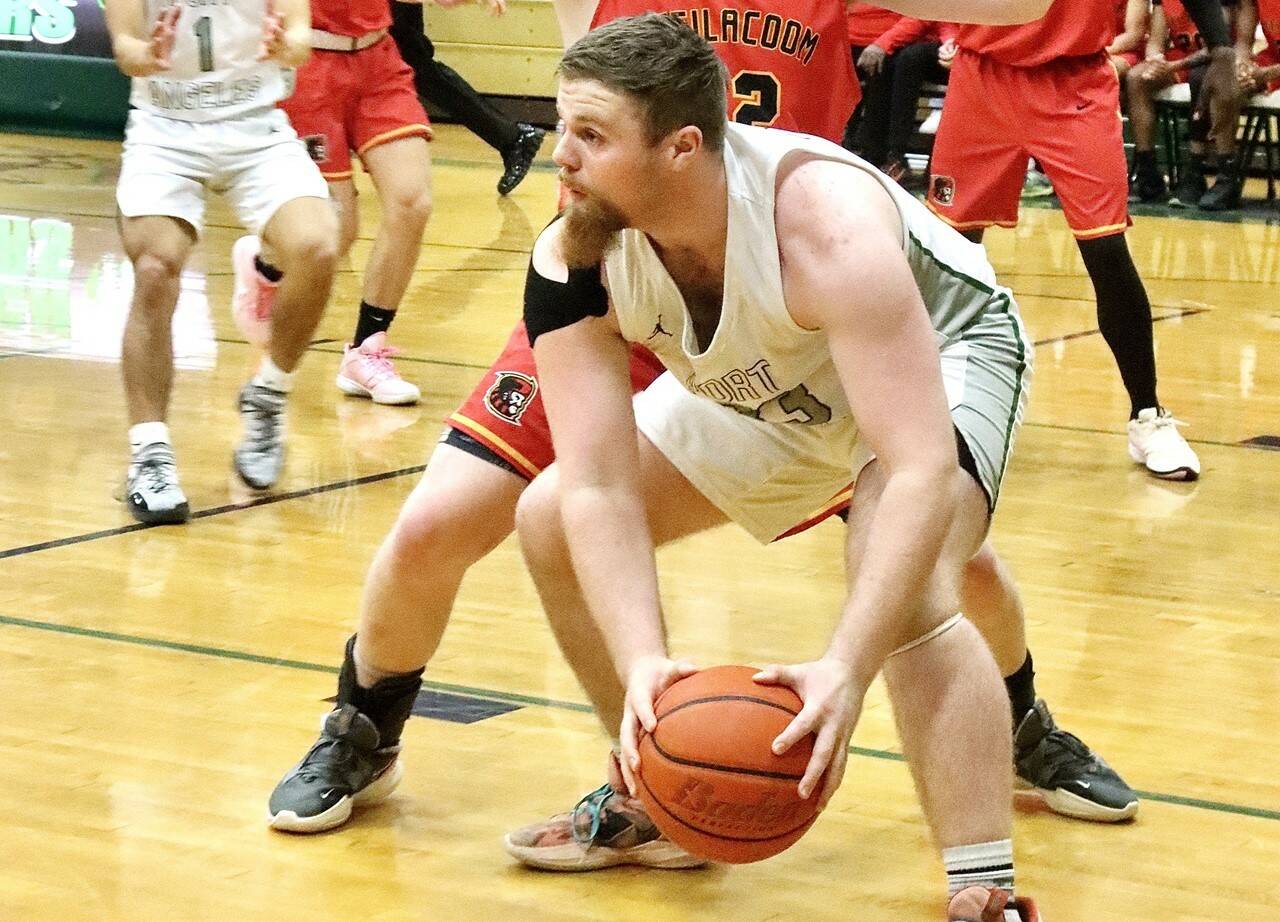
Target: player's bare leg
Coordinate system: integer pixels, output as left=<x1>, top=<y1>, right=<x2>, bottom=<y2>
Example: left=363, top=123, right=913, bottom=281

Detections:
left=120, top=215, right=196, bottom=427
left=359, top=137, right=432, bottom=310
left=268, top=442, right=527, bottom=832
left=1125, top=62, right=1177, bottom=202
left=337, top=137, right=433, bottom=405
left=961, top=542, right=1027, bottom=676
left=515, top=432, right=727, bottom=733
left=259, top=196, right=339, bottom=374
left=233, top=196, right=337, bottom=489
left=354, top=444, right=526, bottom=681
left=119, top=214, right=196, bottom=523
left=329, top=178, right=360, bottom=262
left=845, top=461, right=1013, bottom=845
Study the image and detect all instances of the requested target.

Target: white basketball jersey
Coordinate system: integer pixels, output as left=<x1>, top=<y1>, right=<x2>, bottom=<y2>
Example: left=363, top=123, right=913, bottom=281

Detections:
left=604, top=122, right=1016, bottom=426
left=129, top=0, right=293, bottom=122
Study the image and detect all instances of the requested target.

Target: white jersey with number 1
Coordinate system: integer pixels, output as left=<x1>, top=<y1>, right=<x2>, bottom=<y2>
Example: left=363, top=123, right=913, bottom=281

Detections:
left=129, top=0, right=294, bottom=122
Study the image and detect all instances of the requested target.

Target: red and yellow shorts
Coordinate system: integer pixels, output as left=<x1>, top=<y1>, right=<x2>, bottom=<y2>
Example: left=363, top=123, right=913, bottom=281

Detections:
left=448, top=321, right=667, bottom=481
left=280, top=36, right=431, bottom=181
left=928, top=49, right=1131, bottom=240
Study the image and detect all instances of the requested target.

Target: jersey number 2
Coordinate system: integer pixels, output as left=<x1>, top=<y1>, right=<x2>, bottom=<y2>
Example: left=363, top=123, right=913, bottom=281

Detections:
left=731, top=71, right=781, bottom=128
left=194, top=16, right=215, bottom=72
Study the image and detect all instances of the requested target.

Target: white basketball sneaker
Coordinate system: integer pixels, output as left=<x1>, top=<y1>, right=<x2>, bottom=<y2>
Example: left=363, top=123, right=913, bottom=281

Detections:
left=1127, top=407, right=1200, bottom=481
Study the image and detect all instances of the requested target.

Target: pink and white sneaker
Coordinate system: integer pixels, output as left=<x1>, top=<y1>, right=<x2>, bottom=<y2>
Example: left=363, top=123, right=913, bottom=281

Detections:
left=231, top=235, right=277, bottom=348
left=336, top=332, right=421, bottom=405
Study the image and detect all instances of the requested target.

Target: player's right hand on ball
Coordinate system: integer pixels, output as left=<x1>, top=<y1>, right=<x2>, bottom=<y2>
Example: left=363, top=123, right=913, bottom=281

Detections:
left=619, top=654, right=699, bottom=796
left=754, top=657, right=864, bottom=810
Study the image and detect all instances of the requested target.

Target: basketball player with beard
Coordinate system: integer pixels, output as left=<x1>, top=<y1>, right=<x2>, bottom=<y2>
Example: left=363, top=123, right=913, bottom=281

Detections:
left=506, top=16, right=1042, bottom=919
left=266, top=1, right=1127, bottom=876
left=266, top=0, right=857, bottom=836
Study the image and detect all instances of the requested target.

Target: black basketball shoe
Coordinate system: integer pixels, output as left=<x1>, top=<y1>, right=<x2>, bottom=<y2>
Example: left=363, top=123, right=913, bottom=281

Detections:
left=1014, top=699, right=1139, bottom=822
left=1168, top=163, right=1207, bottom=209
left=497, top=123, right=546, bottom=195
left=268, top=704, right=403, bottom=833
left=268, top=635, right=423, bottom=833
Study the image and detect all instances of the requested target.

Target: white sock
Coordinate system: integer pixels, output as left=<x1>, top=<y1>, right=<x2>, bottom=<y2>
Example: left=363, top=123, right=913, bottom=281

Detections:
left=129, top=421, right=171, bottom=455
left=943, top=838, right=1014, bottom=897
left=254, top=356, right=295, bottom=393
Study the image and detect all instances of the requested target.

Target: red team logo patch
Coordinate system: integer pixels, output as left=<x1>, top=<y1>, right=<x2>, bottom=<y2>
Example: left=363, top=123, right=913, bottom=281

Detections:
left=484, top=371, right=538, bottom=426
left=930, top=175, right=956, bottom=206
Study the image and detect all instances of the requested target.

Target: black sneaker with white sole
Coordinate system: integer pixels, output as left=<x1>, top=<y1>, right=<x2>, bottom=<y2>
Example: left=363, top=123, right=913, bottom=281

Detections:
left=268, top=635, right=423, bottom=833
left=268, top=704, right=404, bottom=833
left=126, top=442, right=190, bottom=524
left=1014, top=699, right=1139, bottom=823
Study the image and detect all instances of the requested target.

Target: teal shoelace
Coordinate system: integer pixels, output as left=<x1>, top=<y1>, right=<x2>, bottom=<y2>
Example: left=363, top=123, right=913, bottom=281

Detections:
left=569, top=782, right=617, bottom=847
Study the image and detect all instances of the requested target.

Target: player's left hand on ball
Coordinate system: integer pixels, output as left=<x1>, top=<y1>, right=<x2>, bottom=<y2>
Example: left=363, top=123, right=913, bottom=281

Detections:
left=484, top=0, right=508, bottom=15
left=754, top=657, right=864, bottom=810
left=619, top=654, right=699, bottom=796
left=257, top=0, right=286, bottom=61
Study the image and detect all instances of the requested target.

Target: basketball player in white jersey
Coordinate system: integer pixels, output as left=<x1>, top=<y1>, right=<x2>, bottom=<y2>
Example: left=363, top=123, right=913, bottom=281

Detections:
left=507, top=15, right=1042, bottom=920
left=106, top=0, right=338, bottom=523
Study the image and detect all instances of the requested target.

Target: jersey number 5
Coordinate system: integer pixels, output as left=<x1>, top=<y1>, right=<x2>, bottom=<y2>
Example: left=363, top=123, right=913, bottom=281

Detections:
left=731, top=71, right=781, bottom=128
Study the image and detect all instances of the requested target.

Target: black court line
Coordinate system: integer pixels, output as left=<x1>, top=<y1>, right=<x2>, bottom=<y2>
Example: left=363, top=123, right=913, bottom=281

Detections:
left=1033, top=307, right=1208, bottom=347
left=0, top=611, right=1276, bottom=824
left=0, top=463, right=426, bottom=561
left=208, top=335, right=491, bottom=371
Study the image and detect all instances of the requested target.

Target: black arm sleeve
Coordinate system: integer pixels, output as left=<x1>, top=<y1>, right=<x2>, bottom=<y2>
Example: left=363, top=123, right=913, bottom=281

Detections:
left=523, top=258, right=609, bottom=346
left=1178, top=0, right=1231, bottom=48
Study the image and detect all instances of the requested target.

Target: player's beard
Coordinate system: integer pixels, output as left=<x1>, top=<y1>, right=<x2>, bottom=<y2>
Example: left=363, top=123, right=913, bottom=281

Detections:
left=559, top=193, right=627, bottom=269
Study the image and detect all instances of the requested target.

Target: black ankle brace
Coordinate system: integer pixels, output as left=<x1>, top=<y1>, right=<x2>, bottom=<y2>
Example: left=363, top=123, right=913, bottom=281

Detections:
left=337, top=634, right=424, bottom=748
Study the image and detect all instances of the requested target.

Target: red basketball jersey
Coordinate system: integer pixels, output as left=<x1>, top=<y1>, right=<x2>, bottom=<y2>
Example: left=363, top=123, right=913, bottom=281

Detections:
left=1112, top=0, right=1128, bottom=38
left=956, top=0, right=1113, bottom=67
left=1158, top=0, right=1202, bottom=61
left=311, top=0, right=390, bottom=36
left=846, top=3, right=903, bottom=46
left=589, top=0, right=859, bottom=143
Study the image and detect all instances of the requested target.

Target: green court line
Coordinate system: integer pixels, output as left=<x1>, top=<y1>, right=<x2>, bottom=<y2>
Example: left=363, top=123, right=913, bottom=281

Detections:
left=1, top=612, right=1277, bottom=822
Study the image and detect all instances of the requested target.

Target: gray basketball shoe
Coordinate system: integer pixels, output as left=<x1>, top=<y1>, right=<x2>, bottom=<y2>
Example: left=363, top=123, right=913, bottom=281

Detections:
left=233, top=382, right=286, bottom=489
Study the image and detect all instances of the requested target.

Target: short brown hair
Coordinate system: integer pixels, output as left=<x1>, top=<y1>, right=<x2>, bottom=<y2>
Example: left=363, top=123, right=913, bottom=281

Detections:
left=559, top=13, right=729, bottom=152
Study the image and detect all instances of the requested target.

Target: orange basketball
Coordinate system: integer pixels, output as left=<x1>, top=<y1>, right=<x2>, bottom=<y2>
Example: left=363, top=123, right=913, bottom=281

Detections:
left=635, top=664, right=819, bottom=864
